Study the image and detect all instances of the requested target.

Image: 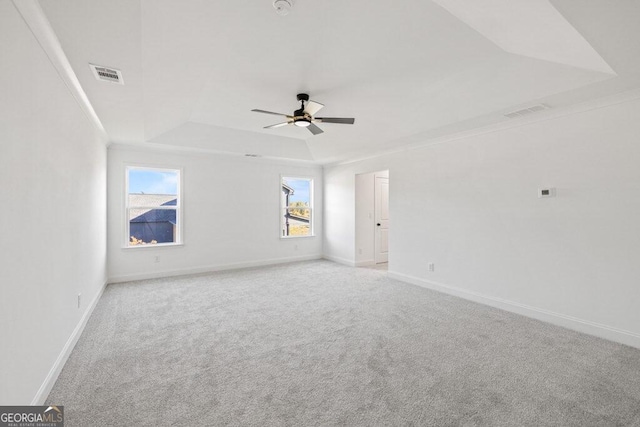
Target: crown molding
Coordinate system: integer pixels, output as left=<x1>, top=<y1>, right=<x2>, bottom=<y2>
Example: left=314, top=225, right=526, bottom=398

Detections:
left=325, top=86, right=640, bottom=168
left=12, top=0, right=109, bottom=144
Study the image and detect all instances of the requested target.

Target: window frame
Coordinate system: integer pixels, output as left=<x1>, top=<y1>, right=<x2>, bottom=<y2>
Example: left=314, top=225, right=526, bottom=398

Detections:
left=124, top=165, right=183, bottom=249
left=280, top=175, right=314, bottom=239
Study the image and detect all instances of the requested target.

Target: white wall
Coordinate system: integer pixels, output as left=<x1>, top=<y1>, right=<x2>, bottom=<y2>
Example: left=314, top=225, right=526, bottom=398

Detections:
left=108, top=146, right=323, bottom=282
left=0, top=2, right=107, bottom=404
left=324, top=96, right=640, bottom=348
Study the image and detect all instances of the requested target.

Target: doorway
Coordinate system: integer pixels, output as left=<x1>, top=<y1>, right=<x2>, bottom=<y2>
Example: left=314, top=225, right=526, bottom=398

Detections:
left=355, top=170, right=389, bottom=267
left=375, top=174, right=389, bottom=264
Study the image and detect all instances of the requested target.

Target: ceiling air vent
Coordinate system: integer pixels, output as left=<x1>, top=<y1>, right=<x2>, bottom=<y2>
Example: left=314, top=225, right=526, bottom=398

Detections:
left=89, top=64, right=124, bottom=85
left=504, top=104, right=550, bottom=119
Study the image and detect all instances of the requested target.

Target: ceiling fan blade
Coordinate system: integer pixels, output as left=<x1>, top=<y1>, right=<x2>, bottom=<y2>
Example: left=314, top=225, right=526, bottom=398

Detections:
left=251, top=109, right=293, bottom=118
left=307, top=123, right=324, bottom=135
left=315, top=117, right=355, bottom=124
left=304, top=100, right=324, bottom=116
left=264, top=122, right=291, bottom=129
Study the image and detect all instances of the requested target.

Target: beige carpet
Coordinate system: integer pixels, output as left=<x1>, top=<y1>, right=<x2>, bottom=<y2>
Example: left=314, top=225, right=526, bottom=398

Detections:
left=47, top=260, right=640, bottom=426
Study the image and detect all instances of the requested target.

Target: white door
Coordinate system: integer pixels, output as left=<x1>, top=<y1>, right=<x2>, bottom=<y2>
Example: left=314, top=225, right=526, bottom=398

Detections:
left=375, top=176, right=389, bottom=264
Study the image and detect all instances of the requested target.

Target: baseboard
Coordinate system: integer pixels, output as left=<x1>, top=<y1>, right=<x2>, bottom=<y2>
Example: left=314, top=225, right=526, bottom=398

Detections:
left=322, top=254, right=355, bottom=267
left=388, top=271, right=640, bottom=350
left=31, top=278, right=109, bottom=405
left=108, top=254, right=323, bottom=284
left=355, top=259, right=376, bottom=267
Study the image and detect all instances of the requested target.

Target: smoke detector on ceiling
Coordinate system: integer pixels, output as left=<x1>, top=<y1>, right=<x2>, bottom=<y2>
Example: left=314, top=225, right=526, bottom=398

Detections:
left=273, top=0, right=293, bottom=16
left=89, top=64, right=124, bottom=85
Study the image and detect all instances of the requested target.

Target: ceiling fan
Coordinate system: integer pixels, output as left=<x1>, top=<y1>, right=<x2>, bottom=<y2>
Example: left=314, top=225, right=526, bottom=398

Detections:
left=251, top=93, right=355, bottom=135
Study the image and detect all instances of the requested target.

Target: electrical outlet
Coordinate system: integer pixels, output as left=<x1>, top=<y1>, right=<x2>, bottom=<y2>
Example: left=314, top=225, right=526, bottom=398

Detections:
left=428, top=263, right=435, bottom=272
left=154, top=256, right=160, bottom=263
left=294, top=244, right=298, bottom=251
left=358, top=248, right=362, bottom=255
left=77, top=293, right=81, bottom=309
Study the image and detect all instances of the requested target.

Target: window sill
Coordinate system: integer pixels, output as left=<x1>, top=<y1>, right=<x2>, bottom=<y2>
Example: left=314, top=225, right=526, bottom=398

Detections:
left=280, top=235, right=316, bottom=240
left=122, top=243, right=184, bottom=250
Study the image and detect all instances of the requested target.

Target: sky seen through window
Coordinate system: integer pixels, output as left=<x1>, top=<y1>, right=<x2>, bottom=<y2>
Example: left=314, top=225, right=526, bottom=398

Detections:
left=128, top=169, right=178, bottom=195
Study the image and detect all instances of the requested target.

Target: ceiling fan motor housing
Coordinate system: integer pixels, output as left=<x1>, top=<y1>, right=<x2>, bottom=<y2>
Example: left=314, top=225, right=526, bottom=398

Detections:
left=294, top=93, right=309, bottom=118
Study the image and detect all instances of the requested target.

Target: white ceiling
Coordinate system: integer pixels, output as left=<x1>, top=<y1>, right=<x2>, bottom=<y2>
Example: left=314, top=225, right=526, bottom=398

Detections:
left=35, top=0, right=640, bottom=163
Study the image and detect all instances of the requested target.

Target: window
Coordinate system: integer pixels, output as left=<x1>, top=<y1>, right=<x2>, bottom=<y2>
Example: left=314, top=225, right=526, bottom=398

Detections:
left=281, top=177, right=313, bottom=237
left=126, top=166, right=181, bottom=247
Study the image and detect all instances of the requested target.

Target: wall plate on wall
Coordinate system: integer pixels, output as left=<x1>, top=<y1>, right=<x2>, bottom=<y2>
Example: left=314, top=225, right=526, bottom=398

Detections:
left=538, top=187, right=556, bottom=198
left=89, top=63, right=124, bottom=85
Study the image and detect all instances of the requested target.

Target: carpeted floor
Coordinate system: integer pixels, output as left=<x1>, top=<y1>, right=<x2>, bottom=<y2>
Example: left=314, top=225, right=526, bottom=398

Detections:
left=47, top=260, right=640, bottom=426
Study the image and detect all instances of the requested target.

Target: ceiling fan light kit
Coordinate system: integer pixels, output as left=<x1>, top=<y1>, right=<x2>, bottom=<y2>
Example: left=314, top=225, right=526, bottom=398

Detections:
left=252, top=93, right=355, bottom=136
